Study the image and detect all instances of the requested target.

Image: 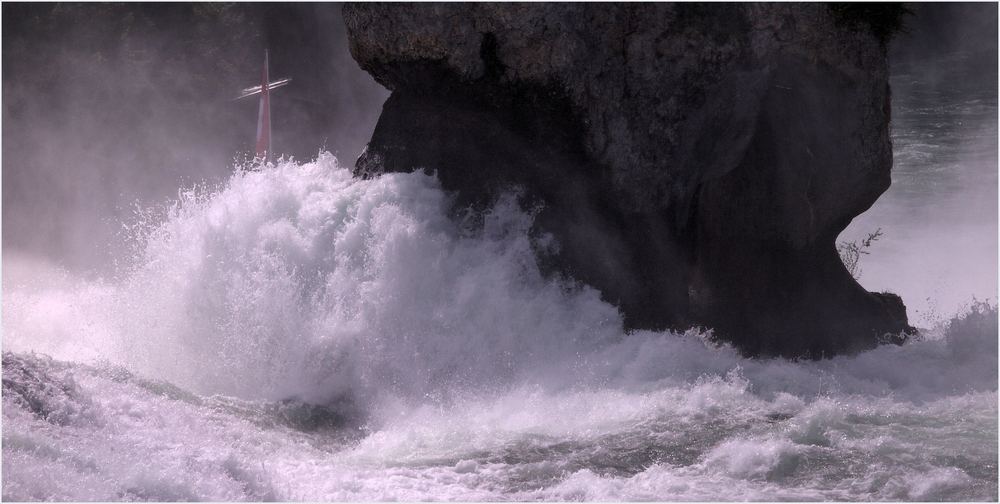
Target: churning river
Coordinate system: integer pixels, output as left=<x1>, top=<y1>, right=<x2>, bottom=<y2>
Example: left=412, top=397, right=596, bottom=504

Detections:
left=3, top=52, right=997, bottom=501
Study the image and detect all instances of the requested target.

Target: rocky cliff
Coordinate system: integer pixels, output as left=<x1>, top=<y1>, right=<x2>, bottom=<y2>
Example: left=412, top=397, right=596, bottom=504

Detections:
left=343, top=3, right=912, bottom=358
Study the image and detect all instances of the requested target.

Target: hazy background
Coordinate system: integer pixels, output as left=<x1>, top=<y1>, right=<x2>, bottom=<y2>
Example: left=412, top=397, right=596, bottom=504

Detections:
left=3, top=3, right=997, bottom=320
left=843, top=2, right=998, bottom=323
left=3, top=3, right=388, bottom=274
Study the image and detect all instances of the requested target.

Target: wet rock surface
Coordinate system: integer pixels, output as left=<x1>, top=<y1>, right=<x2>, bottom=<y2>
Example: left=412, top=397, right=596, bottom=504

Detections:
left=343, top=3, right=912, bottom=357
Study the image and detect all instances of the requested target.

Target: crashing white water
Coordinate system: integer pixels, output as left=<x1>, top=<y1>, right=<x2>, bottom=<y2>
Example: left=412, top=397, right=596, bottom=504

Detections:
left=3, top=154, right=996, bottom=501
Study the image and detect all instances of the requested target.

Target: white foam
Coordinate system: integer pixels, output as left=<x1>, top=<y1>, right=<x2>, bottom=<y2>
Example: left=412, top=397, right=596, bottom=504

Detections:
left=5, top=155, right=997, bottom=409
left=6, top=154, right=624, bottom=405
left=3, top=154, right=996, bottom=500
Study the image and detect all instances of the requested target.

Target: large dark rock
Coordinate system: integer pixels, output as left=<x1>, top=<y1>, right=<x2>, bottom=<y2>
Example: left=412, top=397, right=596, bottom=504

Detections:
left=343, top=3, right=913, bottom=358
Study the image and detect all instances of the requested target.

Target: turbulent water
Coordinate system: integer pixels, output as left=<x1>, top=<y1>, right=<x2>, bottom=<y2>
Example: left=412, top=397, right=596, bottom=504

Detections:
left=3, top=54, right=998, bottom=501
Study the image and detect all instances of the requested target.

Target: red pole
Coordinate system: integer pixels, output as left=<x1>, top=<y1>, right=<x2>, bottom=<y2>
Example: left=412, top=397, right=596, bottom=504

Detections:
left=255, top=50, right=271, bottom=160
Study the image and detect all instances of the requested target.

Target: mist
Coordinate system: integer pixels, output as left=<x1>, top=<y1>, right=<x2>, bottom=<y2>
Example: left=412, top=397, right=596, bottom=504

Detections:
left=2, top=5, right=997, bottom=501
left=842, top=2, right=999, bottom=323
left=2, top=3, right=996, bottom=315
left=2, top=3, right=388, bottom=275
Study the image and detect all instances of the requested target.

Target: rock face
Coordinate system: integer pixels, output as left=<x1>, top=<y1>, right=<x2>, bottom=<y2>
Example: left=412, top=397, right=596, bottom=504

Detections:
left=343, top=3, right=912, bottom=357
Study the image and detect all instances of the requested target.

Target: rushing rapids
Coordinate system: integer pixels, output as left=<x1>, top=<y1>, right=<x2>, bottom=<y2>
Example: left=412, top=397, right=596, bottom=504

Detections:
left=3, top=9, right=998, bottom=497
left=3, top=153, right=997, bottom=501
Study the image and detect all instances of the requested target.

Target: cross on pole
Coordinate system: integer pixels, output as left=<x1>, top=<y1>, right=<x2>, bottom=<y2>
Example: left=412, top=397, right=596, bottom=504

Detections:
left=236, top=50, right=291, bottom=162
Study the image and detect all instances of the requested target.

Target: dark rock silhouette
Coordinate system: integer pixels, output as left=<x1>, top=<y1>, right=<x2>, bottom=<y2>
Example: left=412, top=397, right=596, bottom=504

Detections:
left=344, top=3, right=913, bottom=357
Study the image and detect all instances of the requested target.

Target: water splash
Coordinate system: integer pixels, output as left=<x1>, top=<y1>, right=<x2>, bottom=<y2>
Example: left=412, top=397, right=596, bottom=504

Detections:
left=3, top=154, right=996, bottom=501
